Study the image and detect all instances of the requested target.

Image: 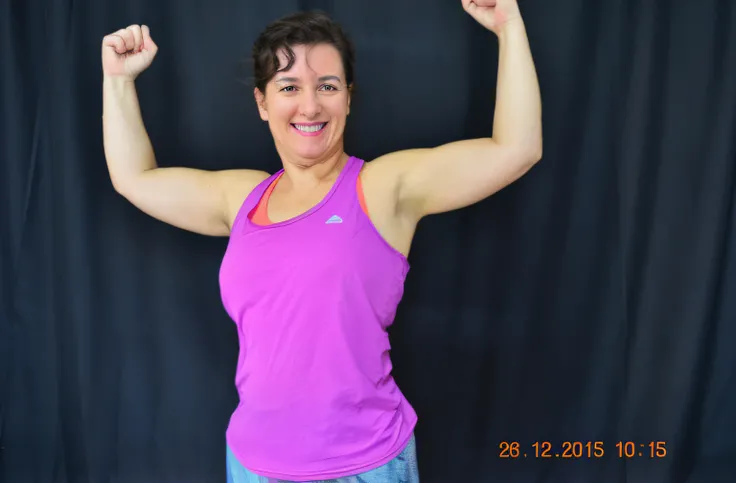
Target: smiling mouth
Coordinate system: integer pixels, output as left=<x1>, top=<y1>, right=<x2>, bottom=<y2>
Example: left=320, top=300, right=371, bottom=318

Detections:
left=291, top=122, right=327, bottom=134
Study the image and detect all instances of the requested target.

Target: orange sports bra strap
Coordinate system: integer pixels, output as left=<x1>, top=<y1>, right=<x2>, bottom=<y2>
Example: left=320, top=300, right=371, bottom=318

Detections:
left=356, top=175, right=369, bottom=217
left=251, top=171, right=369, bottom=226
left=250, top=172, right=282, bottom=226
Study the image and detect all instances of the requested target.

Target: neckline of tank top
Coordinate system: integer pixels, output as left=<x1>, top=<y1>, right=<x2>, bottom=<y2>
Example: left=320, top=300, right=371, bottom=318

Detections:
left=246, top=155, right=358, bottom=229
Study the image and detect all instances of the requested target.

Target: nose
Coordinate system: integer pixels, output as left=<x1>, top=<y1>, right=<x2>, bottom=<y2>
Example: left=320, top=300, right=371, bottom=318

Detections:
left=299, top=91, right=322, bottom=119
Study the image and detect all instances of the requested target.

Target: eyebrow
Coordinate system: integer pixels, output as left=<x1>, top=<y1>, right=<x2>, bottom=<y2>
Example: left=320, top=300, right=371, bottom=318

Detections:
left=274, top=75, right=343, bottom=84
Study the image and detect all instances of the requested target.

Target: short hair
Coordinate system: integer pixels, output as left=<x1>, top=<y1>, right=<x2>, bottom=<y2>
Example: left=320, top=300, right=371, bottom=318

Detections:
left=251, top=11, right=356, bottom=93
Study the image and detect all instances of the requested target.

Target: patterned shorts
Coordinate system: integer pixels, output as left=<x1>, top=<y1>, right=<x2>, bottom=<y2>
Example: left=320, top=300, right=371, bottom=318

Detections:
left=226, top=434, right=420, bottom=483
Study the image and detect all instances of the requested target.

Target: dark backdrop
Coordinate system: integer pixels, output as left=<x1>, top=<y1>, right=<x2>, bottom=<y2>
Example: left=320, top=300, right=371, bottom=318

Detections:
left=2, top=0, right=735, bottom=482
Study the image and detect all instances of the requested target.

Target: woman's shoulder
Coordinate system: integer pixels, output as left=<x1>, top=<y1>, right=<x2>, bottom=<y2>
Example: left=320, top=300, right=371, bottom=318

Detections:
left=219, top=169, right=273, bottom=228
left=219, top=168, right=272, bottom=198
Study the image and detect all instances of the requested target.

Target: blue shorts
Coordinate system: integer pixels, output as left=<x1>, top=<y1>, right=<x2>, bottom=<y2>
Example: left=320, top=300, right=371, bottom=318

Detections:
left=226, top=434, right=420, bottom=483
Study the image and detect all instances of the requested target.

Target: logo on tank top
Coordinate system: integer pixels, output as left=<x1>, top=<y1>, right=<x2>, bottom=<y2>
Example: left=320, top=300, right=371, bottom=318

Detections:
left=325, top=215, right=343, bottom=224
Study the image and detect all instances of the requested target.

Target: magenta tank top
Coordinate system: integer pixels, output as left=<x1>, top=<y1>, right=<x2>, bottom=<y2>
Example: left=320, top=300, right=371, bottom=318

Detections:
left=219, top=155, right=418, bottom=480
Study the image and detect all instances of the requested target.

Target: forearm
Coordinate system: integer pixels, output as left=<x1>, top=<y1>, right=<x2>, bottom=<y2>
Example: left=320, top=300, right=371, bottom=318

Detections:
left=492, top=17, right=542, bottom=156
left=102, top=75, right=158, bottom=191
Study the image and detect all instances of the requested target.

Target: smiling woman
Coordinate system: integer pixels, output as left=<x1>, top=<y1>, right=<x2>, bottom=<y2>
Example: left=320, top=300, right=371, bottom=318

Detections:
left=254, top=44, right=350, bottom=165
left=100, top=2, right=542, bottom=482
left=250, top=15, right=354, bottom=169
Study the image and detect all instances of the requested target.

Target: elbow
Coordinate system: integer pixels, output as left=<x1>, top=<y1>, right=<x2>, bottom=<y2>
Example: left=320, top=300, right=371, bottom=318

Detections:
left=110, top=176, right=128, bottom=196
left=528, top=132, right=543, bottom=163
left=514, top=141, right=543, bottom=168
left=500, top=133, right=543, bottom=167
left=530, top=142, right=543, bottom=163
left=110, top=174, right=138, bottom=199
left=526, top=132, right=544, bottom=165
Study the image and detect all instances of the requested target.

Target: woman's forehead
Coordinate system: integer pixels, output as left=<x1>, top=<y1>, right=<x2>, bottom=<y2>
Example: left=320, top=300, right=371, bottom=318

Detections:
left=275, top=44, right=344, bottom=78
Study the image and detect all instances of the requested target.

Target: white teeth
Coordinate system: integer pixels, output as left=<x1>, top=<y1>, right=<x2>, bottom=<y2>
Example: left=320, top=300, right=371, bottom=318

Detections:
left=294, top=123, right=325, bottom=133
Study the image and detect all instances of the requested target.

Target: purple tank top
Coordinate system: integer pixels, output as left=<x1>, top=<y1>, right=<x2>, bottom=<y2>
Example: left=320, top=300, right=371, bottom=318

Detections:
left=219, top=156, right=418, bottom=480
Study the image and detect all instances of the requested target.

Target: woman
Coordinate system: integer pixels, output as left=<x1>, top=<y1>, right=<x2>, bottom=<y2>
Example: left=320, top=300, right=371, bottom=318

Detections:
left=101, top=1, right=542, bottom=481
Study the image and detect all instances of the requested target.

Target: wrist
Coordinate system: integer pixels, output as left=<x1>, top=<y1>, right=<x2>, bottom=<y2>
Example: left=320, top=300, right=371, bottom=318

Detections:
left=103, top=74, right=138, bottom=101
left=495, top=15, right=525, bottom=40
left=103, top=74, right=136, bottom=87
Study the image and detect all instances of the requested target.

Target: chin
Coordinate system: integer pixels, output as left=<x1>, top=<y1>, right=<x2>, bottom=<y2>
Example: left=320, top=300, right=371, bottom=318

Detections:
left=290, top=140, right=336, bottom=163
left=294, top=151, right=329, bottom=166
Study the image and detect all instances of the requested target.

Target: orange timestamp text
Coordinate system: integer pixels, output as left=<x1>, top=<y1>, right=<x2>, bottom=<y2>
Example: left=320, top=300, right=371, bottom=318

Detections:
left=499, top=441, right=667, bottom=459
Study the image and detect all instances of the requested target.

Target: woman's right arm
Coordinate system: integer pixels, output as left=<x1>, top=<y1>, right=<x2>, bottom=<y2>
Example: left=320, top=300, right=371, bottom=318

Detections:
left=102, top=24, right=268, bottom=237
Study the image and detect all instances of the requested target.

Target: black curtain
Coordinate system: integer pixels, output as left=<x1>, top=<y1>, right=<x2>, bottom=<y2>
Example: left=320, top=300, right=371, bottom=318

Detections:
left=2, top=0, right=735, bottom=482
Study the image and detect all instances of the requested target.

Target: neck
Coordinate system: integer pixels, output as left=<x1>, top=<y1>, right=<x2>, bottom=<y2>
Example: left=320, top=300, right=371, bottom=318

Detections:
left=277, top=144, right=349, bottom=190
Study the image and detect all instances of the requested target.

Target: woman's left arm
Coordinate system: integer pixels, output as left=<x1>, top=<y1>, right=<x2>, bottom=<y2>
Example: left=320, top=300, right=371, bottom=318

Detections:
left=375, top=0, right=542, bottom=220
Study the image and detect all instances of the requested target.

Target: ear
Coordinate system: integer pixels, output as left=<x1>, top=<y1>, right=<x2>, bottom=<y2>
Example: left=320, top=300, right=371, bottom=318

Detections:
left=347, top=84, right=353, bottom=116
left=254, top=87, right=268, bottom=121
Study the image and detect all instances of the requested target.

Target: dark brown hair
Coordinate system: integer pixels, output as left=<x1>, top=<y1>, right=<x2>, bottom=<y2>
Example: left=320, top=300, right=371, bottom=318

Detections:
left=251, top=11, right=356, bottom=94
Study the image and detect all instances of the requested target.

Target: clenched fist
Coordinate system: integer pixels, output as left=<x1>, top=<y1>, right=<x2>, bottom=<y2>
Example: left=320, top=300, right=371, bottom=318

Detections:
left=462, top=0, right=522, bottom=35
left=101, top=24, right=158, bottom=81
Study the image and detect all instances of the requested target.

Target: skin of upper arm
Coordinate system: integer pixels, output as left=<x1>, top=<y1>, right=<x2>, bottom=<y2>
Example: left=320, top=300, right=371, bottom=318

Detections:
left=117, top=168, right=270, bottom=237
left=369, top=138, right=541, bottom=223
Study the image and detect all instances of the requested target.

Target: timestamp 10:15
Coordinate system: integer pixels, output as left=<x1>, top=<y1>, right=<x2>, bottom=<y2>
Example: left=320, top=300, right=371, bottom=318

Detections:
left=500, top=441, right=667, bottom=459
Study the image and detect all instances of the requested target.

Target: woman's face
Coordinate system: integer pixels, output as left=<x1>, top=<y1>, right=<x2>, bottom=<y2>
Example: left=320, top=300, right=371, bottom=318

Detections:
left=255, top=43, right=351, bottom=166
